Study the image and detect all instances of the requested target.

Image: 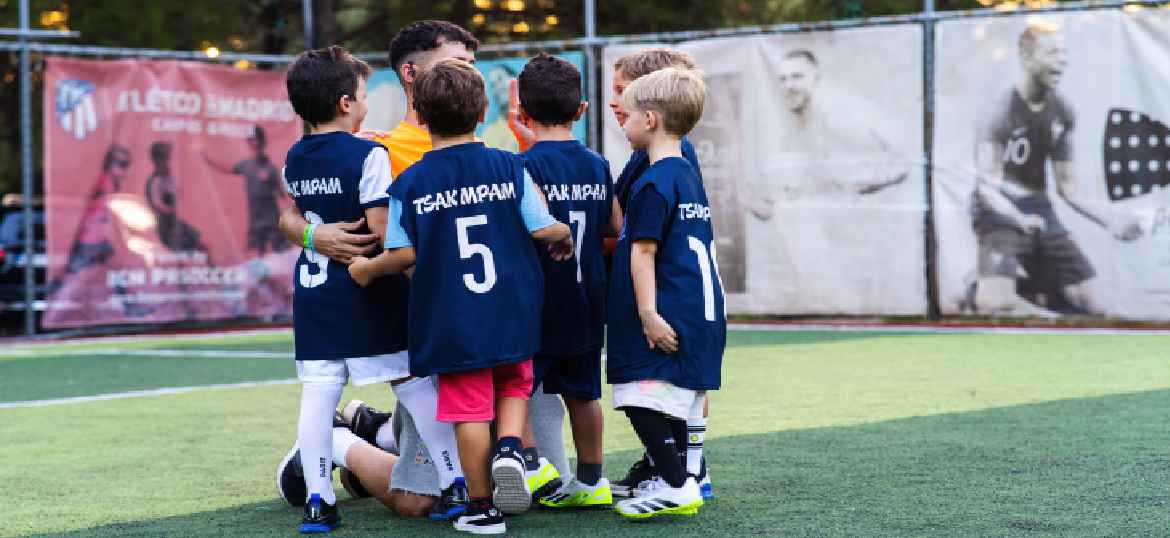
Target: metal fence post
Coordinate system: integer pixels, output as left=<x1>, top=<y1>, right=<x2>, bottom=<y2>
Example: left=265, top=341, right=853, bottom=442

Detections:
left=584, top=0, right=600, bottom=153
left=303, top=0, right=315, bottom=49
left=19, top=0, right=35, bottom=335
left=922, top=0, right=940, bottom=320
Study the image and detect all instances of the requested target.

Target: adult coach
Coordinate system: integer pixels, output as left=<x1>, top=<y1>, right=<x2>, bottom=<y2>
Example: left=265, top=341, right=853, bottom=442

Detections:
left=969, top=23, right=1140, bottom=316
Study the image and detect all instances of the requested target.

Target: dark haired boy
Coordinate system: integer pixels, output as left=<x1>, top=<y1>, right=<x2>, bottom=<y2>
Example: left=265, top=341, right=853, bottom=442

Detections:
left=349, top=58, right=572, bottom=535
left=282, top=45, right=409, bottom=534
left=512, top=53, right=620, bottom=509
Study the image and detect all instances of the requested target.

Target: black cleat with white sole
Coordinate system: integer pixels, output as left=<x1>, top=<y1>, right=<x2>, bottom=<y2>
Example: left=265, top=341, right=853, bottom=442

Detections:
left=453, top=500, right=505, bottom=535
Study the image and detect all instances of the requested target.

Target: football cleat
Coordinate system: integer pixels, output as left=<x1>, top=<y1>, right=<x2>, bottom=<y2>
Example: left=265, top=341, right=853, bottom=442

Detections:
left=614, top=477, right=703, bottom=519
left=491, top=446, right=531, bottom=514
left=300, top=493, right=341, bottom=534
left=340, top=399, right=392, bottom=447
left=453, top=499, right=505, bottom=535
left=429, top=477, right=470, bottom=521
left=697, top=457, right=713, bottom=500
left=276, top=443, right=307, bottom=507
left=538, top=477, right=613, bottom=509
left=611, top=454, right=655, bottom=498
left=525, top=457, right=562, bottom=500
left=633, top=476, right=667, bottom=498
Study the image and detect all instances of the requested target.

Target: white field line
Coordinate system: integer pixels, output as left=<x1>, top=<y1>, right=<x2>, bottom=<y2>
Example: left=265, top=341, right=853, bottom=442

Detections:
left=0, top=378, right=298, bottom=409
left=725, top=322, right=1170, bottom=335
left=0, top=347, right=291, bottom=359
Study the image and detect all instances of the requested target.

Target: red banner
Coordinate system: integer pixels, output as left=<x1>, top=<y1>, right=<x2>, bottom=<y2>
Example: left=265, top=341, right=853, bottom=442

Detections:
left=43, top=57, right=301, bottom=329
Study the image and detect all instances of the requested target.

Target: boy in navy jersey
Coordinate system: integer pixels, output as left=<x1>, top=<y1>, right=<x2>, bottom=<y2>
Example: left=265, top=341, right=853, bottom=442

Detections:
left=607, top=67, right=726, bottom=520
left=282, top=45, right=407, bottom=533
left=607, top=48, right=714, bottom=502
left=508, top=54, right=622, bottom=509
left=349, top=58, right=572, bottom=535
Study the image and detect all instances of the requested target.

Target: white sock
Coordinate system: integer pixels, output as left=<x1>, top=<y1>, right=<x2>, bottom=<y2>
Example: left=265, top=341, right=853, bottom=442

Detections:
left=686, top=394, right=707, bottom=477
left=530, top=386, right=570, bottom=476
left=297, top=381, right=343, bottom=505
left=332, top=427, right=362, bottom=469
left=392, top=376, right=464, bottom=490
left=375, top=422, right=398, bottom=454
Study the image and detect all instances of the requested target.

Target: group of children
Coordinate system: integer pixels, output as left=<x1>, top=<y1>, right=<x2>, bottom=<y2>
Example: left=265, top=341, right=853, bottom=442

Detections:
left=279, top=20, right=726, bottom=535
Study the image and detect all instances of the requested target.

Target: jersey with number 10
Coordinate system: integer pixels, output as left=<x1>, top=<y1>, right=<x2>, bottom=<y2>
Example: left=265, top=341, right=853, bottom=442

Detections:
left=389, top=142, right=544, bottom=376
left=607, top=157, right=726, bottom=390
left=523, top=140, right=612, bottom=356
left=284, top=132, right=409, bottom=361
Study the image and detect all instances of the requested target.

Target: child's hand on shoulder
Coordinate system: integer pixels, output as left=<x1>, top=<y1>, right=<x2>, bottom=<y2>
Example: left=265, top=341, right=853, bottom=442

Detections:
left=348, top=256, right=373, bottom=287
left=355, top=130, right=389, bottom=141
left=639, top=310, right=679, bottom=354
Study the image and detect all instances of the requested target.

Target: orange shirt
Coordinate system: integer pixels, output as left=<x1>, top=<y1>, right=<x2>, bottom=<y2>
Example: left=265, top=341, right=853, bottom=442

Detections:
left=371, top=121, right=432, bottom=179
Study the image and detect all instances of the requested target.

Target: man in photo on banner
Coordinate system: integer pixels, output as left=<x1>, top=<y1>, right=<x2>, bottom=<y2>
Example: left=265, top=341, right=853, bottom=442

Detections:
left=749, top=48, right=910, bottom=221
left=967, top=22, right=1141, bottom=316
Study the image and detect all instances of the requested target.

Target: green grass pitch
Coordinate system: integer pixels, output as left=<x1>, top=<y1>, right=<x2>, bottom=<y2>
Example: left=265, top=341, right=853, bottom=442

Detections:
left=2, top=329, right=1168, bottom=537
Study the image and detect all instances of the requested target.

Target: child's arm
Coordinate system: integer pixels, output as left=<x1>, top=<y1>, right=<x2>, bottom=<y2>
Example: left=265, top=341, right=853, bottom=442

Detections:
left=631, top=239, right=679, bottom=354
left=349, top=247, right=416, bottom=287
left=606, top=197, right=623, bottom=237
left=518, top=171, right=574, bottom=261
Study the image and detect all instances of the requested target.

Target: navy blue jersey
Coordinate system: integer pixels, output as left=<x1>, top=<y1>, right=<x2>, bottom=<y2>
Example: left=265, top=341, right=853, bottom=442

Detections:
left=614, top=137, right=702, bottom=212
left=607, top=157, right=726, bottom=390
left=284, top=131, right=409, bottom=360
left=523, top=140, right=613, bottom=356
left=389, top=142, right=545, bottom=376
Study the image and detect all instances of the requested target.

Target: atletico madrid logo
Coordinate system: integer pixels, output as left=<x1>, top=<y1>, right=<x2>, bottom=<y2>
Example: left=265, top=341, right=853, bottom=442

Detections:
left=55, top=79, right=98, bottom=140
left=1103, top=108, right=1170, bottom=201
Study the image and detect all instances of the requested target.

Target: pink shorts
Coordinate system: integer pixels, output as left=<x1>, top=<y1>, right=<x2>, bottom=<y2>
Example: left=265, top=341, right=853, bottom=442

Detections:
left=436, top=359, right=534, bottom=423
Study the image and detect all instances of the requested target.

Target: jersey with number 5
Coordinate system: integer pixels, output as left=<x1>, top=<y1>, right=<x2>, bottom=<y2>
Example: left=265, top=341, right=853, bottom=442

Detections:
left=284, top=132, right=409, bottom=361
left=389, top=142, right=544, bottom=376
left=607, top=157, right=726, bottom=391
left=523, top=140, right=612, bottom=356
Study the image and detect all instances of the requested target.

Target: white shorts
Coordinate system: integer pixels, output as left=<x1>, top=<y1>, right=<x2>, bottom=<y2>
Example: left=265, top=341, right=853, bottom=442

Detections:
left=613, top=380, right=706, bottom=421
left=295, top=351, right=411, bottom=385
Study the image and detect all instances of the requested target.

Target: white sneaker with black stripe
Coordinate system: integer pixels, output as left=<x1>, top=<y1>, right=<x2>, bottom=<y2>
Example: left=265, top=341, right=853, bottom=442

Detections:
left=491, top=447, right=531, bottom=514
left=453, top=501, right=505, bottom=535
left=614, top=477, right=703, bottom=519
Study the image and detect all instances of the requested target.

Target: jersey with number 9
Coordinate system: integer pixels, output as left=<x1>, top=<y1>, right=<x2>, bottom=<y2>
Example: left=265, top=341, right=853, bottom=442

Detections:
left=607, top=157, right=726, bottom=391
left=388, top=142, right=544, bottom=376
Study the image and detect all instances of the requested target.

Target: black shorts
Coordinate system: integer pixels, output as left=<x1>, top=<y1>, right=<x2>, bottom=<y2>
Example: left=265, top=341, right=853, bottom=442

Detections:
left=532, top=349, right=602, bottom=401
left=976, top=227, right=1095, bottom=288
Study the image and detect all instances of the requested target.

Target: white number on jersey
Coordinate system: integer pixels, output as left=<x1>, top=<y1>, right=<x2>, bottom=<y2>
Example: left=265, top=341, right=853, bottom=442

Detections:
left=688, top=236, right=725, bottom=322
left=299, top=211, right=329, bottom=289
left=569, top=211, right=586, bottom=283
left=456, top=215, right=498, bottom=294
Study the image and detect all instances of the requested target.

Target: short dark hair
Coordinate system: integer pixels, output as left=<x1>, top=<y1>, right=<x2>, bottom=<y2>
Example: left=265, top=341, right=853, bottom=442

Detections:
left=784, top=49, right=818, bottom=66
left=286, top=45, right=371, bottom=127
left=518, top=53, right=581, bottom=126
left=413, top=58, right=486, bottom=137
left=388, top=20, right=480, bottom=82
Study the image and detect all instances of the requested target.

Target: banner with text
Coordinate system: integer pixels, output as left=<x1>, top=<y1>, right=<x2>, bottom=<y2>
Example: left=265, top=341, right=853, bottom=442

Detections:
left=934, top=9, right=1170, bottom=319
left=603, top=27, right=927, bottom=315
left=43, top=57, right=301, bottom=328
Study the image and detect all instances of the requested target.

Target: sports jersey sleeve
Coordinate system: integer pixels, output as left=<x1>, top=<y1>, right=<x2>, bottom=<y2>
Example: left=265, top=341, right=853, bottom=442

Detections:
left=359, top=147, right=392, bottom=209
left=519, top=169, right=558, bottom=232
left=976, top=97, right=1011, bottom=146
left=1052, top=102, right=1076, bottom=161
left=626, top=187, right=669, bottom=242
left=383, top=196, right=412, bottom=249
left=681, top=137, right=704, bottom=183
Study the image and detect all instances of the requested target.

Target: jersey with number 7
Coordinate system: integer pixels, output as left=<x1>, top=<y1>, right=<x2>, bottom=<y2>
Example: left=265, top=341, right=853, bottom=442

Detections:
left=607, top=157, right=726, bottom=391
left=388, top=142, right=545, bottom=376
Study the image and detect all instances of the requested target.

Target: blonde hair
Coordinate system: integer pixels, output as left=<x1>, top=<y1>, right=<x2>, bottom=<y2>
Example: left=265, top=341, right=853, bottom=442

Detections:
left=613, top=48, right=697, bottom=80
left=621, top=67, right=706, bottom=137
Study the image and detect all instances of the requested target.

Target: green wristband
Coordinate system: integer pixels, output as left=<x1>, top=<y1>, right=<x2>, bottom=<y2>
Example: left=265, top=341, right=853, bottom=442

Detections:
left=303, top=223, right=317, bottom=252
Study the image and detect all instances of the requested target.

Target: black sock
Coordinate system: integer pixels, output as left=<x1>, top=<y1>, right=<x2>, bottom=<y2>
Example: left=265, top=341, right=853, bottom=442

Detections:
left=497, top=436, right=522, bottom=458
left=669, top=418, right=689, bottom=477
left=576, top=462, right=602, bottom=486
left=521, top=447, right=540, bottom=471
left=624, top=407, right=687, bottom=488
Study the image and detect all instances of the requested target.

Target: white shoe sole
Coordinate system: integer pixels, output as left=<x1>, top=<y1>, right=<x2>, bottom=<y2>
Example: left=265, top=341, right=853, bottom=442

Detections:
left=275, top=443, right=301, bottom=506
left=453, top=521, right=506, bottom=535
left=492, top=458, right=531, bottom=514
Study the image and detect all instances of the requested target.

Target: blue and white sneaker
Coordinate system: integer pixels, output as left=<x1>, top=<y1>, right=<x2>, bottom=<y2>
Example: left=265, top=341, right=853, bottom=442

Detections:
left=698, top=458, right=713, bottom=500
left=300, top=493, right=341, bottom=534
left=429, top=477, right=470, bottom=521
